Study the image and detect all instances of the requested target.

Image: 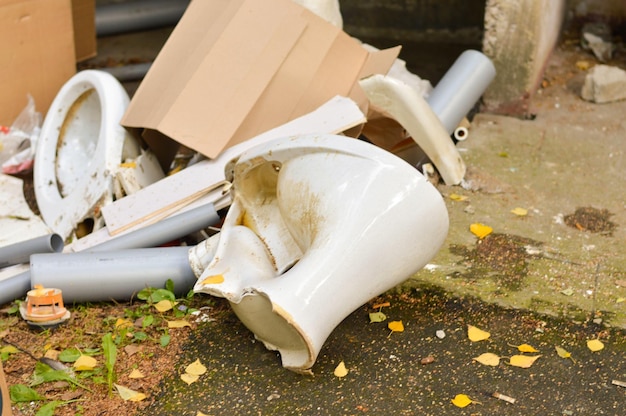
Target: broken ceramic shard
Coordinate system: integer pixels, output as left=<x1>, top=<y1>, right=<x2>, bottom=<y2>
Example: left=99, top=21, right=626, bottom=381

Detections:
left=194, top=134, right=449, bottom=373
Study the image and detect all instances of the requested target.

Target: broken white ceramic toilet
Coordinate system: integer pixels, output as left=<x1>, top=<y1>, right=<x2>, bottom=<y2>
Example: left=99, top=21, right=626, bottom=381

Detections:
left=194, top=134, right=449, bottom=373
left=34, top=70, right=157, bottom=240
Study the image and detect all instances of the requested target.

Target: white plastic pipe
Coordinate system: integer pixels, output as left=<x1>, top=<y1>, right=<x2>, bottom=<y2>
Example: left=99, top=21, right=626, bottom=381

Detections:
left=0, top=234, right=63, bottom=269
left=96, top=0, right=190, bottom=37
left=427, top=50, right=496, bottom=134
left=30, top=247, right=194, bottom=303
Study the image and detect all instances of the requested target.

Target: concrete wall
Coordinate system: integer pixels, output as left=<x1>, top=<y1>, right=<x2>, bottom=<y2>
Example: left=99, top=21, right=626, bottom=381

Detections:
left=481, top=0, right=565, bottom=116
left=340, top=0, right=486, bottom=42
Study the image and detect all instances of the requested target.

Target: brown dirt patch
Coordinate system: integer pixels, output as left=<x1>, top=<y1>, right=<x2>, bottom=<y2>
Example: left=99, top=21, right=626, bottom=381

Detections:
left=564, top=206, right=617, bottom=235
left=450, top=233, right=542, bottom=290
left=1, top=297, right=220, bottom=416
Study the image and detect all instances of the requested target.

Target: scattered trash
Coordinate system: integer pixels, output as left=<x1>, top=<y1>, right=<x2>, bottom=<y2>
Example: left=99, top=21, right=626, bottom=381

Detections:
left=0, top=95, right=41, bottom=174
left=612, top=380, right=626, bottom=388
left=19, top=285, right=70, bottom=328
left=194, top=134, right=448, bottom=373
left=492, top=391, right=516, bottom=404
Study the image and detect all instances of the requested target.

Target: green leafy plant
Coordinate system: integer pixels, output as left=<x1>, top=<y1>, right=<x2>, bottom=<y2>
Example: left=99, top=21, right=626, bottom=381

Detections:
left=102, top=333, right=117, bottom=396
left=31, top=361, right=93, bottom=392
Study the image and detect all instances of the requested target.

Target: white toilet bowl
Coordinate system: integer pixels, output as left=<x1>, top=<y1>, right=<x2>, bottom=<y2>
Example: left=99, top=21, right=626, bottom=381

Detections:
left=34, top=70, right=140, bottom=240
left=194, top=134, right=449, bottom=373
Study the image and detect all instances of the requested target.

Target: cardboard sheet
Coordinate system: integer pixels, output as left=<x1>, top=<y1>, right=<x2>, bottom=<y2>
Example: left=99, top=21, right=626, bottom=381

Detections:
left=0, top=0, right=76, bottom=126
left=122, top=0, right=399, bottom=165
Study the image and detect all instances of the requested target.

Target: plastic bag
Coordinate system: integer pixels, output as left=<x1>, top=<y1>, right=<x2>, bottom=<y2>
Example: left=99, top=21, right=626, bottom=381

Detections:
left=0, top=95, right=42, bottom=174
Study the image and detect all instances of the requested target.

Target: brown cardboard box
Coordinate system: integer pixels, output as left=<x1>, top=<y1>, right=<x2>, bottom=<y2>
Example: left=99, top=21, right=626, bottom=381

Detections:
left=72, top=0, right=96, bottom=62
left=122, top=0, right=399, bottom=167
left=0, top=0, right=96, bottom=126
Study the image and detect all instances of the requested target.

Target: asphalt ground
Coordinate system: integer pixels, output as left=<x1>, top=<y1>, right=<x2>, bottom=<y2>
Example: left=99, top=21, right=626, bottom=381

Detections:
left=140, top=287, right=626, bottom=416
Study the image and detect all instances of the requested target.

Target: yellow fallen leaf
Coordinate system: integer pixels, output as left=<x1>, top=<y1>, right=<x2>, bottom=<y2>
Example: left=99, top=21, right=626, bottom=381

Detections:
left=185, top=359, right=207, bottom=376
left=115, top=383, right=147, bottom=401
left=509, top=354, right=541, bottom=368
left=449, top=193, right=468, bottom=201
left=511, top=207, right=528, bottom=216
left=43, top=349, right=60, bottom=360
left=467, top=325, right=490, bottom=342
left=555, top=346, right=574, bottom=361
left=128, top=369, right=145, bottom=379
left=168, top=320, right=192, bottom=328
left=0, top=345, right=19, bottom=355
left=451, top=394, right=474, bottom=408
left=470, top=223, right=493, bottom=239
left=512, top=343, right=539, bottom=353
left=473, top=352, right=500, bottom=366
left=180, top=373, right=199, bottom=385
left=388, top=321, right=404, bottom=333
left=115, top=318, right=133, bottom=329
left=197, top=412, right=208, bottom=416
left=334, top=361, right=348, bottom=378
left=587, top=339, right=604, bottom=352
left=369, top=311, right=387, bottom=323
left=576, top=60, right=591, bottom=70
left=73, top=355, right=98, bottom=371
left=200, top=274, right=225, bottom=285
left=154, top=299, right=176, bottom=312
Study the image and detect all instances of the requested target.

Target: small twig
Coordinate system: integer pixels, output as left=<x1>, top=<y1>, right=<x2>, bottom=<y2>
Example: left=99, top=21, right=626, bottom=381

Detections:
left=612, top=380, right=626, bottom=388
left=1, top=338, right=38, bottom=361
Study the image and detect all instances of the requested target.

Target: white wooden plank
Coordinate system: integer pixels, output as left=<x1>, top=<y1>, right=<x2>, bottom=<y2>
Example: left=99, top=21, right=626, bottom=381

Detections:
left=101, top=96, right=365, bottom=234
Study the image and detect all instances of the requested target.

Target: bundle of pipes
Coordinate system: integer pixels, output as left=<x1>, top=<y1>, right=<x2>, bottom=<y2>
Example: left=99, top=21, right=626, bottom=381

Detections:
left=0, top=203, right=220, bottom=305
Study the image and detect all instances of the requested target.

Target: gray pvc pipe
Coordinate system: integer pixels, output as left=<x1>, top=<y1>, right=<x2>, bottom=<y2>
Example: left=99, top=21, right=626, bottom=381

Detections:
left=0, top=234, right=63, bottom=269
left=0, top=203, right=220, bottom=305
left=96, top=0, right=190, bottom=37
left=30, top=247, right=194, bottom=303
left=0, top=270, right=30, bottom=306
left=427, top=50, right=496, bottom=134
left=89, top=203, right=219, bottom=252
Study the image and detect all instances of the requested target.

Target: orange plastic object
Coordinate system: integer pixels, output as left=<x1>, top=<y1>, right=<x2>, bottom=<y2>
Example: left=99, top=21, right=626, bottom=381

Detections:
left=23, top=285, right=68, bottom=323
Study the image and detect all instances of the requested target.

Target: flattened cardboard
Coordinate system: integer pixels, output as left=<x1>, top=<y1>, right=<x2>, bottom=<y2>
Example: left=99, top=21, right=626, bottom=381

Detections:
left=122, top=0, right=399, bottom=163
left=72, top=0, right=96, bottom=62
left=0, top=0, right=76, bottom=126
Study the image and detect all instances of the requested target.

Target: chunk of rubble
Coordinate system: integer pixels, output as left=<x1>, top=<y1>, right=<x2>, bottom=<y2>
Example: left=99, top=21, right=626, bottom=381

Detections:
left=581, top=22, right=613, bottom=62
left=581, top=65, right=626, bottom=104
